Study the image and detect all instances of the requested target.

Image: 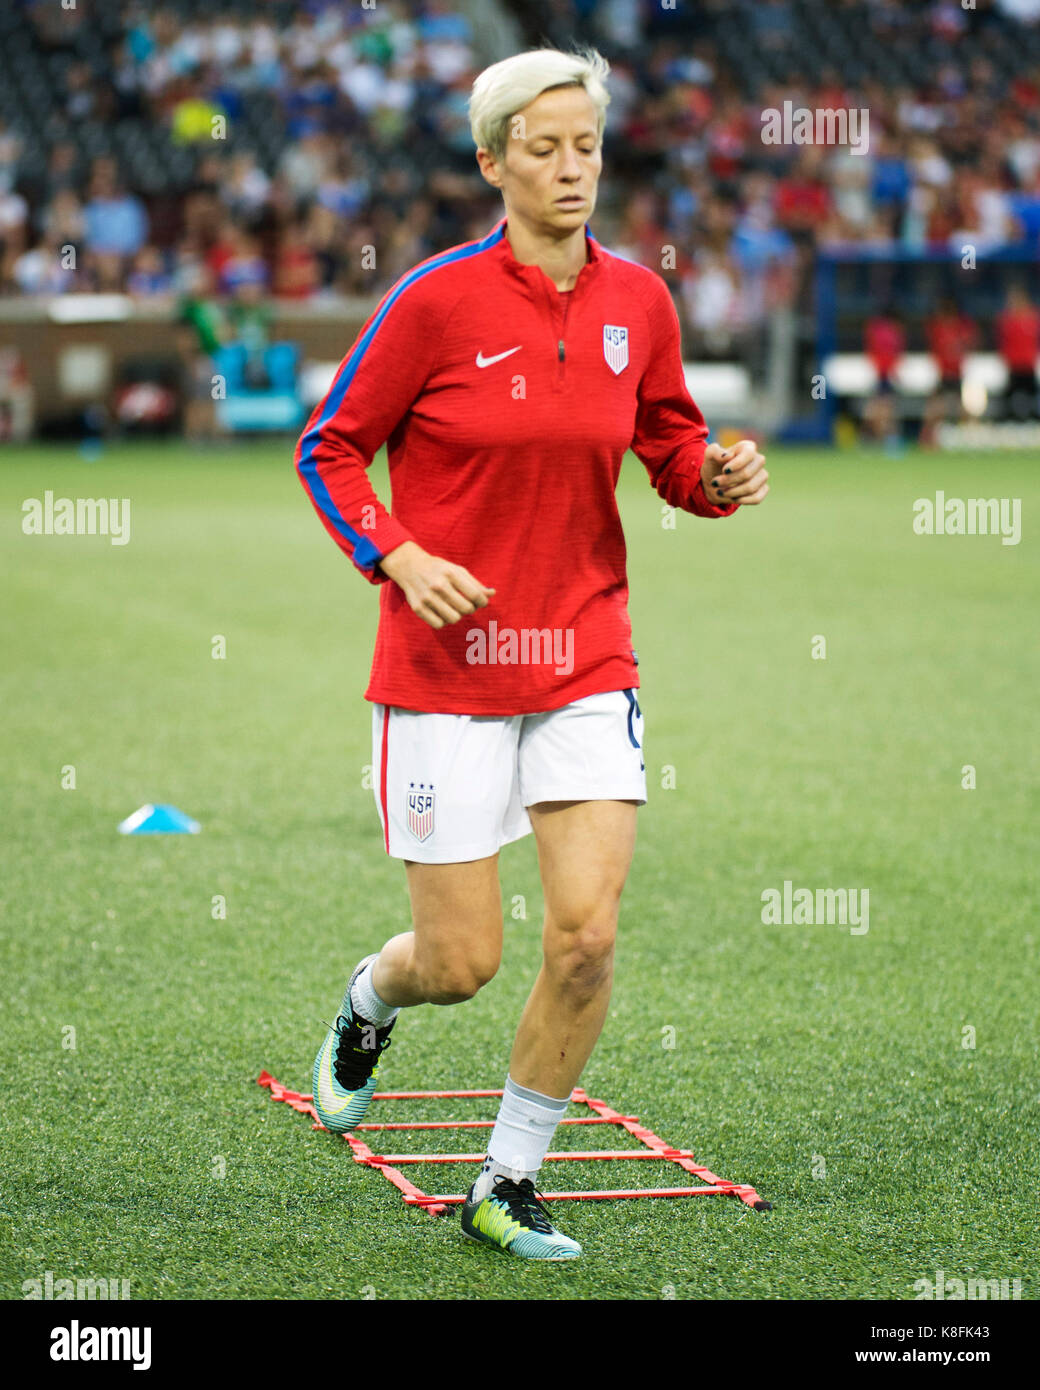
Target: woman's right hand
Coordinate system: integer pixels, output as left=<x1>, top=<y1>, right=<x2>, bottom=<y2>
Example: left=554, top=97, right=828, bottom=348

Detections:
left=379, top=541, right=495, bottom=630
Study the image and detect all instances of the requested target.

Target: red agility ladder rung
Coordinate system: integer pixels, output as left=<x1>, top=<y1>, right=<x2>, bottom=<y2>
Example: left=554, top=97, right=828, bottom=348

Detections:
left=405, top=1186, right=736, bottom=1206
left=353, top=1115, right=632, bottom=1131
left=257, top=1072, right=771, bottom=1215
left=364, top=1149, right=695, bottom=1164
left=373, top=1089, right=506, bottom=1099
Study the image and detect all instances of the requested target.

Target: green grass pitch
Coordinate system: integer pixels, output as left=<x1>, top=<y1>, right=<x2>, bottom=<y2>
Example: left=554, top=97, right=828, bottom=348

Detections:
left=1, top=440, right=1037, bottom=1301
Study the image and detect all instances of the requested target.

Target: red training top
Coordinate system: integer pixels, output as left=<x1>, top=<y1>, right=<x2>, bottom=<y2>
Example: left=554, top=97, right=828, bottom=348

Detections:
left=927, top=314, right=975, bottom=378
left=997, top=307, right=1040, bottom=371
left=295, top=216, right=736, bottom=715
left=865, top=317, right=904, bottom=377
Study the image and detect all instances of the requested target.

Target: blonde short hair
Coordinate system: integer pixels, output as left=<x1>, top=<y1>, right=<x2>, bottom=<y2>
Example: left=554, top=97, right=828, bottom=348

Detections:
left=468, top=45, right=610, bottom=164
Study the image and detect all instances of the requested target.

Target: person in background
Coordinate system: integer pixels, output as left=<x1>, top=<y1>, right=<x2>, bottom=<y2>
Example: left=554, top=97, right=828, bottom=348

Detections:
left=996, top=284, right=1040, bottom=420
left=920, top=296, right=977, bottom=445
left=82, top=157, right=147, bottom=265
left=863, top=306, right=906, bottom=447
left=176, top=257, right=227, bottom=441
left=273, top=220, right=319, bottom=300
left=126, top=245, right=174, bottom=301
left=224, top=258, right=273, bottom=390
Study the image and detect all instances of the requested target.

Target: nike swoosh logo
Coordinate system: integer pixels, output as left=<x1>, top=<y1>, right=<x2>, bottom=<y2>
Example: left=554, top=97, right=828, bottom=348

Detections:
left=476, top=346, right=523, bottom=368
left=316, top=1032, right=356, bottom=1116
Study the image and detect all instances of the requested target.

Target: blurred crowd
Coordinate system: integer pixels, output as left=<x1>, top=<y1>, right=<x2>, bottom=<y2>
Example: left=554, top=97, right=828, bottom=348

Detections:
left=1, top=0, right=1040, bottom=365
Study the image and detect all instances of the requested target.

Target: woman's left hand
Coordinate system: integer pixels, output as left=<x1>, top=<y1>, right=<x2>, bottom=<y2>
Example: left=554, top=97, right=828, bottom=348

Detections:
left=701, top=439, right=769, bottom=506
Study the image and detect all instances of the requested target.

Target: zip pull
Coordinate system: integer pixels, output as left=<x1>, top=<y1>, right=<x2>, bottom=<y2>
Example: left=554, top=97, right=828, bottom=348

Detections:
left=558, top=339, right=565, bottom=362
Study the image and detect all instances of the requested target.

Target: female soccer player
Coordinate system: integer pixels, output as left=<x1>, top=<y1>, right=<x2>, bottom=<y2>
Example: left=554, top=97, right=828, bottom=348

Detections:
left=295, top=45, right=769, bottom=1261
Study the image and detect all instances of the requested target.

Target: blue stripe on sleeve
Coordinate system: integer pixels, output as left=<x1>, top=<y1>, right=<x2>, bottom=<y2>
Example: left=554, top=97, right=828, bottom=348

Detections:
left=296, top=223, right=507, bottom=567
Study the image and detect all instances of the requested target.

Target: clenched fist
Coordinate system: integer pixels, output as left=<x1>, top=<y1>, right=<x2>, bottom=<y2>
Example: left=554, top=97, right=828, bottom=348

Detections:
left=379, top=540, right=495, bottom=630
left=701, top=439, right=769, bottom=506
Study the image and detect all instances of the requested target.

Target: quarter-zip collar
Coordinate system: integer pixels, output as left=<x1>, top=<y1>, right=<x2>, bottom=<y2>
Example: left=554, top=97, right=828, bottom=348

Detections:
left=490, top=215, right=602, bottom=299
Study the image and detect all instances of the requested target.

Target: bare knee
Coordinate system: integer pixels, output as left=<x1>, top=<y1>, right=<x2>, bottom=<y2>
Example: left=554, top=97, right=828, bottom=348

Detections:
left=416, top=945, right=500, bottom=1004
left=404, top=858, right=502, bottom=1004
left=544, top=914, right=617, bottom=998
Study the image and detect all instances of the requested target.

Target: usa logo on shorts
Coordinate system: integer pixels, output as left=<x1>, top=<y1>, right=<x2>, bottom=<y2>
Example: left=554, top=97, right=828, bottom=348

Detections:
left=406, top=783, right=435, bottom=841
left=603, top=325, right=629, bottom=375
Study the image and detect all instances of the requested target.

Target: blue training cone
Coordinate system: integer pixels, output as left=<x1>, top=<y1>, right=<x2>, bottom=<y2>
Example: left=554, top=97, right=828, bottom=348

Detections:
left=118, top=803, right=201, bottom=835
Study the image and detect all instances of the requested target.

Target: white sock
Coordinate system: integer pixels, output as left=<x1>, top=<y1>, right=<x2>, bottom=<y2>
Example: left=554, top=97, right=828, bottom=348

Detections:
left=470, top=1074, right=570, bottom=1203
left=349, top=959, right=400, bottom=1027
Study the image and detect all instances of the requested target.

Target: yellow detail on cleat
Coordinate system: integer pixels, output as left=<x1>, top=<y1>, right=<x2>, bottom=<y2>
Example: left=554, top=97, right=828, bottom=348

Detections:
left=316, top=1033, right=358, bottom=1116
left=472, top=1198, right=523, bottom=1248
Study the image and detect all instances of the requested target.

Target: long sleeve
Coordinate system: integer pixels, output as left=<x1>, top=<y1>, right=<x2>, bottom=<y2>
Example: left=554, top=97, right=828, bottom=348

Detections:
left=630, top=278, right=737, bottom=519
left=294, top=272, right=451, bottom=583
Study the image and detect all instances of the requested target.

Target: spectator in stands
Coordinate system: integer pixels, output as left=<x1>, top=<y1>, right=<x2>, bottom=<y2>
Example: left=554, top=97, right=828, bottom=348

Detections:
left=65, top=62, right=106, bottom=123
left=277, top=125, right=331, bottom=203
left=0, top=127, right=28, bottom=292
left=613, top=189, right=668, bottom=270
left=12, top=234, right=73, bottom=295
left=273, top=221, right=319, bottom=300
left=44, top=143, right=84, bottom=200
left=222, top=151, right=272, bottom=221
left=218, top=225, right=267, bottom=296
left=127, top=245, right=174, bottom=300
left=681, top=248, right=746, bottom=359
left=871, top=130, right=912, bottom=219
left=997, top=285, right=1040, bottom=420
left=948, top=164, right=1014, bottom=252
left=298, top=202, right=343, bottom=295
left=774, top=150, right=832, bottom=243
left=168, top=80, right=227, bottom=145
left=0, top=182, right=29, bottom=279
left=83, top=157, right=148, bottom=265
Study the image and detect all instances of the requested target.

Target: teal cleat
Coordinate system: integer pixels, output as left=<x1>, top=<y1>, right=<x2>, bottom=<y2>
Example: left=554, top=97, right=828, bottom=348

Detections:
left=460, top=1175, right=582, bottom=1260
left=311, top=954, right=394, bottom=1134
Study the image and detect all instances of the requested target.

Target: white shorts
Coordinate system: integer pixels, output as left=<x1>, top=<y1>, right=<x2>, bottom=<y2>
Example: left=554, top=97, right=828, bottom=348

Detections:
left=371, top=688, right=646, bottom=863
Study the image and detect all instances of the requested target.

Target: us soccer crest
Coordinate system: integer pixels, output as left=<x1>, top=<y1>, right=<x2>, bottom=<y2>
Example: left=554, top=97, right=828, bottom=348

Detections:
left=603, top=324, right=629, bottom=375
left=406, top=783, right=435, bottom=841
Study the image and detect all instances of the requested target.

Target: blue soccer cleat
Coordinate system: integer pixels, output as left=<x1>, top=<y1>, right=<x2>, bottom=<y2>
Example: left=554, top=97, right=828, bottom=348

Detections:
left=311, top=954, right=395, bottom=1134
left=460, top=1175, right=582, bottom=1260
